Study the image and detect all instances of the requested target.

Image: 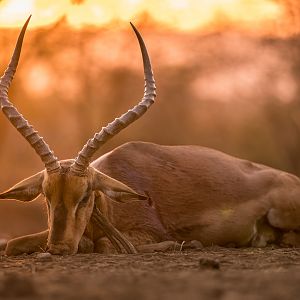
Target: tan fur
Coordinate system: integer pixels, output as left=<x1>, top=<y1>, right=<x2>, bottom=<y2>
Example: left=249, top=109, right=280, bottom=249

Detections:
left=91, top=142, right=300, bottom=248
left=2, top=141, right=300, bottom=255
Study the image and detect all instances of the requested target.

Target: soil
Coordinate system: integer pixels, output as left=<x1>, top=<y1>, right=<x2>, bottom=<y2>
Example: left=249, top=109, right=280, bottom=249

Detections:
left=0, top=247, right=300, bottom=300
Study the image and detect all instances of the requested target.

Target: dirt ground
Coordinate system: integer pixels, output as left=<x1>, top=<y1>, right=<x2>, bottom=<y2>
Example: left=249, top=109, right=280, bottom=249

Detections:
left=0, top=247, right=300, bottom=300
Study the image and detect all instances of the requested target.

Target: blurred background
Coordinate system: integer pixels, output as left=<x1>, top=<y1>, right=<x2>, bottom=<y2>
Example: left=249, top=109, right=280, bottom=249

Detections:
left=0, top=0, right=300, bottom=238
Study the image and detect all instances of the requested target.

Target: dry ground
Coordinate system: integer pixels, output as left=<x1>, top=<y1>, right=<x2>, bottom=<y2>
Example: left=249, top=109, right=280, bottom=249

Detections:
left=0, top=247, right=300, bottom=300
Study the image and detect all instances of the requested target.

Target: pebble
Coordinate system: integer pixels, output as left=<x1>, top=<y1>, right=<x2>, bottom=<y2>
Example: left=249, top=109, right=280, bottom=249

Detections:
left=36, top=252, right=53, bottom=261
left=199, top=258, right=220, bottom=270
left=184, top=240, right=204, bottom=250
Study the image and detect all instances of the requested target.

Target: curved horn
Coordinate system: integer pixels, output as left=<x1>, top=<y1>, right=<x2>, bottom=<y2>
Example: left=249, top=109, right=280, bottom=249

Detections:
left=0, top=16, right=60, bottom=173
left=71, top=23, right=156, bottom=175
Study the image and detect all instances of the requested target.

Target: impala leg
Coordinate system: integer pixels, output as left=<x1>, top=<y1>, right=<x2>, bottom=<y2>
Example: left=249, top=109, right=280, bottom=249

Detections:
left=94, top=230, right=203, bottom=254
left=251, top=216, right=280, bottom=247
left=281, top=231, right=300, bottom=247
left=77, top=235, right=94, bottom=253
left=94, top=230, right=168, bottom=254
left=94, top=237, right=119, bottom=254
left=5, top=230, right=49, bottom=256
left=267, top=206, right=300, bottom=231
left=94, top=237, right=173, bottom=254
left=137, top=240, right=203, bottom=253
left=6, top=230, right=94, bottom=256
left=137, top=241, right=180, bottom=253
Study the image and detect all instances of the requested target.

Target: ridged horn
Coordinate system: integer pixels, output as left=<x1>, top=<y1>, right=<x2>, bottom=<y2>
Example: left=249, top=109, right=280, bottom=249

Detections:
left=71, top=23, right=156, bottom=175
left=0, top=16, right=60, bottom=173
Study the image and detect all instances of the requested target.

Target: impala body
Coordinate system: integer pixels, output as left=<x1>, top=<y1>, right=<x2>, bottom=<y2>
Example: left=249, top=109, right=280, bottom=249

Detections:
left=91, top=141, right=300, bottom=251
left=1, top=17, right=300, bottom=256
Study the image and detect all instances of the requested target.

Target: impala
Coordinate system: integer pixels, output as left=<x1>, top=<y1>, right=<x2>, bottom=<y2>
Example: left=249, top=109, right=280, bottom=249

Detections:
left=1, top=17, right=300, bottom=256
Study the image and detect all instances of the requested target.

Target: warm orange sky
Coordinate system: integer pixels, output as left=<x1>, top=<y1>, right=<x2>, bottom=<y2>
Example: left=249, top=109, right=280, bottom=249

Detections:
left=0, top=0, right=283, bottom=32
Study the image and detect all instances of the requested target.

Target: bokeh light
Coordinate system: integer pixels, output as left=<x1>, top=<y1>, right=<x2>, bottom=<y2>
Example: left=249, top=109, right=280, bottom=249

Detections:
left=0, top=0, right=282, bottom=33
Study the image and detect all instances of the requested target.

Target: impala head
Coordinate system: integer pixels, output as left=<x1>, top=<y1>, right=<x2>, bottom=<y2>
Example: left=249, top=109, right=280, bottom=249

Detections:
left=0, top=16, right=156, bottom=255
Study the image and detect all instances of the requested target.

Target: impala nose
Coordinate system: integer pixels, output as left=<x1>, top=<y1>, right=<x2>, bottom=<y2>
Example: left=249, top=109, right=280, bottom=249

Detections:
left=47, top=243, right=73, bottom=255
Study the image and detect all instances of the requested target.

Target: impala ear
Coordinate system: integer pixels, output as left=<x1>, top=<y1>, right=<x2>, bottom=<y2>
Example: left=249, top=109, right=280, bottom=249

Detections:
left=0, top=171, right=44, bottom=202
left=92, top=170, right=147, bottom=203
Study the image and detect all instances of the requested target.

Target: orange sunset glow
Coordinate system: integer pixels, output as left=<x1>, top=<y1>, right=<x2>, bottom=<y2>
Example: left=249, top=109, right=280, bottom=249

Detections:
left=1, top=6, right=300, bottom=300
left=0, top=0, right=284, bottom=33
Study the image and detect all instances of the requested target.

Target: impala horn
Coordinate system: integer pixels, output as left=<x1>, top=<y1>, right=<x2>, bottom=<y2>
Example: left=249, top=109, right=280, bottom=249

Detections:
left=0, top=16, right=60, bottom=173
left=70, top=23, right=156, bottom=175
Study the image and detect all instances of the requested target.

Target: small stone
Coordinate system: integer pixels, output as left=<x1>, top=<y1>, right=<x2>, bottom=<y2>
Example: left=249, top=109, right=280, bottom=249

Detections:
left=199, top=258, right=220, bottom=270
left=183, top=240, right=204, bottom=250
left=36, top=252, right=53, bottom=261
left=0, top=239, right=7, bottom=251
